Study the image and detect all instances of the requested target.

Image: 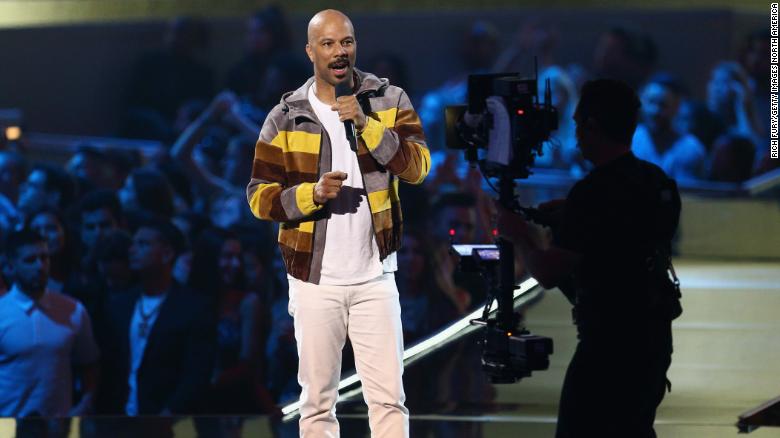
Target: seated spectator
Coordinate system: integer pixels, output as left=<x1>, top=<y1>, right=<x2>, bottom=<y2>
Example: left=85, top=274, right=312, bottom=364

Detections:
left=632, top=74, right=707, bottom=182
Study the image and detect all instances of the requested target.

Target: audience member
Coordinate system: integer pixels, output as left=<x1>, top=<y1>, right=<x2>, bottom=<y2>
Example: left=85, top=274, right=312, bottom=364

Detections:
left=98, top=216, right=215, bottom=418
left=0, top=229, right=99, bottom=419
left=632, top=73, right=707, bottom=182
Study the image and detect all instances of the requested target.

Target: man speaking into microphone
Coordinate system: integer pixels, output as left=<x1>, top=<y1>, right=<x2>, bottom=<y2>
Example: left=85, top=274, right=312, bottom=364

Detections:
left=246, top=9, right=430, bottom=437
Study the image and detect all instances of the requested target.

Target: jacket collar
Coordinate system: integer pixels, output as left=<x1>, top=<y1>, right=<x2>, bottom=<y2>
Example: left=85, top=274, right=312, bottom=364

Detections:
left=280, top=68, right=388, bottom=121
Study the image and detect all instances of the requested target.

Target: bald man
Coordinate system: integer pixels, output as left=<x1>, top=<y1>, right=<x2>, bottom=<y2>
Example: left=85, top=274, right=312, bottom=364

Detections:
left=246, top=9, right=430, bottom=437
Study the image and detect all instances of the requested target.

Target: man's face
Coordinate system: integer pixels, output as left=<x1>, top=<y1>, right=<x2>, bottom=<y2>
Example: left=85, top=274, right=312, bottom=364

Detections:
left=30, top=213, right=65, bottom=255
left=128, top=227, right=172, bottom=272
left=641, top=83, right=679, bottom=131
left=18, top=170, right=53, bottom=213
left=81, top=208, right=118, bottom=249
left=11, top=242, right=50, bottom=293
left=305, top=15, right=356, bottom=86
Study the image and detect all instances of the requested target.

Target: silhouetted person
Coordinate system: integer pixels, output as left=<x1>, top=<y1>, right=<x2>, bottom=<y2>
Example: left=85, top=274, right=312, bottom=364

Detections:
left=498, top=79, right=682, bottom=438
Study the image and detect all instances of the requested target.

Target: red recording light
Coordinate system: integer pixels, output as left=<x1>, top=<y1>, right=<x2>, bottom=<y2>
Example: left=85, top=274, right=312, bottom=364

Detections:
left=449, top=229, right=456, bottom=236
left=492, top=228, right=498, bottom=236
left=516, top=109, right=525, bottom=115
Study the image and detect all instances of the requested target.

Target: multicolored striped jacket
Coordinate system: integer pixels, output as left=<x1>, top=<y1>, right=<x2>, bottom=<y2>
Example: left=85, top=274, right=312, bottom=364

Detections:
left=246, top=69, right=430, bottom=284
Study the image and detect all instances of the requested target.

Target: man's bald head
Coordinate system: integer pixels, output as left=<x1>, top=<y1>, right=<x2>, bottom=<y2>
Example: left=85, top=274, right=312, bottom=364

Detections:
left=305, top=9, right=357, bottom=88
left=307, top=9, right=354, bottom=44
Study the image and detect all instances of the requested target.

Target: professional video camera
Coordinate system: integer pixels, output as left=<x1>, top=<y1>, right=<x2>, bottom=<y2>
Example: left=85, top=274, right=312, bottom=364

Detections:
left=445, top=70, right=558, bottom=180
left=444, top=65, right=556, bottom=383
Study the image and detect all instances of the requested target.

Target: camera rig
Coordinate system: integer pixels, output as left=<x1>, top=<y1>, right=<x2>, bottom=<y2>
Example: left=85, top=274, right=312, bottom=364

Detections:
left=445, top=64, right=556, bottom=383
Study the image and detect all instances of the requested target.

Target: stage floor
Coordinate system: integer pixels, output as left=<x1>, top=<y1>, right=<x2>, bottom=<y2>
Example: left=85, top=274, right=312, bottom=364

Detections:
left=1, top=258, right=778, bottom=437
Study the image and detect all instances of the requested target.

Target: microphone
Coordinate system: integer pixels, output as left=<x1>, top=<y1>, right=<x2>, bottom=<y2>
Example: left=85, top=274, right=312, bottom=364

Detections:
left=335, top=81, right=358, bottom=152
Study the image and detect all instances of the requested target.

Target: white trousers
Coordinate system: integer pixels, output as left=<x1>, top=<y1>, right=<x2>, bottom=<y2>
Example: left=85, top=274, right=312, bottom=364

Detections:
left=288, top=273, right=409, bottom=438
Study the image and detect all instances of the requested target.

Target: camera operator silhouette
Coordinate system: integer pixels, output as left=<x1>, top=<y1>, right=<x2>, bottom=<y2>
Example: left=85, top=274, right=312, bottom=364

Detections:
left=498, top=79, right=682, bottom=438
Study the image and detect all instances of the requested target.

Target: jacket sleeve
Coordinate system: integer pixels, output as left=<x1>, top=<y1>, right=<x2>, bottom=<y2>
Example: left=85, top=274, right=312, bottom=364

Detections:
left=246, top=107, right=324, bottom=222
left=360, top=90, right=431, bottom=185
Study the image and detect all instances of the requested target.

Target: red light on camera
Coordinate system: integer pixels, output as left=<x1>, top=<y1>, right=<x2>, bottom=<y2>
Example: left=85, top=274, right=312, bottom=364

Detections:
left=449, top=229, right=456, bottom=237
left=516, top=109, right=525, bottom=115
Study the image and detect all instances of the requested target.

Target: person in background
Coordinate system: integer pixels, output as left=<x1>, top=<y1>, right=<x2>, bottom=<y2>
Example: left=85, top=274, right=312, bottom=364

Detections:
left=27, top=208, right=74, bottom=293
left=98, top=217, right=215, bottom=420
left=189, top=228, right=278, bottom=436
left=0, top=229, right=99, bottom=433
left=632, top=73, right=707, bottom=183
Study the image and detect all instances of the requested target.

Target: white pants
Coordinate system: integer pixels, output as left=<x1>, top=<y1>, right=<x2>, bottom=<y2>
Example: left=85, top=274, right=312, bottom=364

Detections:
left=288, top=273, right=409, bottom=438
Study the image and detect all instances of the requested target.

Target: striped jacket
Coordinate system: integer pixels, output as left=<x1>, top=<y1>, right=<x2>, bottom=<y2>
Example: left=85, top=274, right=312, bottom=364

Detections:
left=246, top=69, right=430, bottom=284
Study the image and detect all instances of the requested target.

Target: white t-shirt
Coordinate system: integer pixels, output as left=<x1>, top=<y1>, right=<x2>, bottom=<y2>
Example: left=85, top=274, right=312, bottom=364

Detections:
left=307, top=84, right=396, bottom=285
left=125, top=293, right=167, bottom=416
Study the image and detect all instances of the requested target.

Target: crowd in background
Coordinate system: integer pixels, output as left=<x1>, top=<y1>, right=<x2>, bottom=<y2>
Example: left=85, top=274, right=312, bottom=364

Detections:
left=0, top=4, right=775, bottom=438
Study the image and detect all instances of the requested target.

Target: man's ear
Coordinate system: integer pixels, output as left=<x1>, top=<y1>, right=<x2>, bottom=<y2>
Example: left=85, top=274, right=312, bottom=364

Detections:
left=305, top=43, right=314, bottom=63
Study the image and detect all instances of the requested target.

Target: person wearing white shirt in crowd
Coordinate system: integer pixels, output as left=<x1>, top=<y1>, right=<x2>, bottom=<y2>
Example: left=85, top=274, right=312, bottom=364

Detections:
left=0, top=229, right=100, bottom=420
